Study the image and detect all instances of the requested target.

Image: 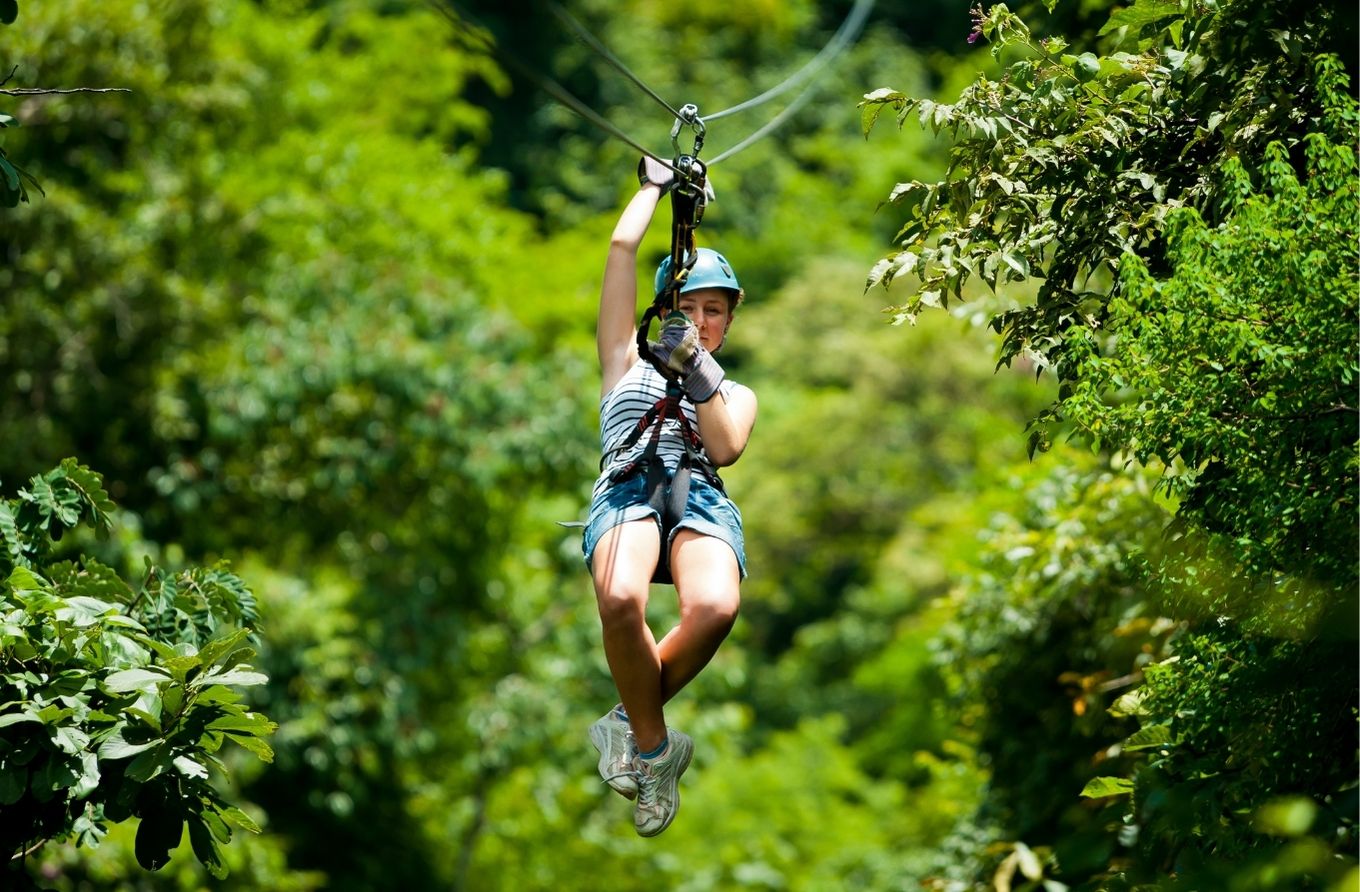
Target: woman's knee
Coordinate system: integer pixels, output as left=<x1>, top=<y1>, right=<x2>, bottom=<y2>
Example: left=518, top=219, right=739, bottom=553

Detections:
left=682, top=588, right=740, bottom=635
left=595, top=581, right=648, bottom=629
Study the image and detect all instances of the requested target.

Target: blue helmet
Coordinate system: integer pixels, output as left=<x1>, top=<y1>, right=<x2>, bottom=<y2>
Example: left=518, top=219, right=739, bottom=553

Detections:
left=654, top=247, right=742, bottom=301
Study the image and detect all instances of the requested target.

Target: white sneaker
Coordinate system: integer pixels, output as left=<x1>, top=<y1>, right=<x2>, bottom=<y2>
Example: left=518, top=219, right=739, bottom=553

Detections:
left=588, top=709, right=637, bottom=800
left=633, top=728, right=694, bottom=837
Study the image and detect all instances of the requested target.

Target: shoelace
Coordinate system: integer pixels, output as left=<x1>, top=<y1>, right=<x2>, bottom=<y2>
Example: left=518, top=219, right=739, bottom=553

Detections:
left=602, top=764, right=637, bottom=786
left=634, top=762, right=661, bottom=809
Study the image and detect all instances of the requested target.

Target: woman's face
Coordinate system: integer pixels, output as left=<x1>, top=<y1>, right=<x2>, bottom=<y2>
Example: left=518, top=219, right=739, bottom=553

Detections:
left=677, top=288, right=733, bottom=353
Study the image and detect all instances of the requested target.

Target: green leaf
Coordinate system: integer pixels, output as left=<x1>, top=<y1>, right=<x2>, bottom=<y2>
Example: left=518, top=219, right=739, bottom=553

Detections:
left=1070, top=53, right=1100, bottom=82
left=194, top=685, right=244, bottom=706
left=1080, top=776, right=1135, bottom=798
left=1122, top=723, right=1174, bottom=751
left=7, top=566, right=49, bottom=596
left=0, top=155, right=19, bottom=194
left=127, top=744, right=171, bottom=783
left=1108, top=687, right=1149, bottom=718
left=59, top=459, right=116, bottom=527
left=201, top=807, right=233, bottom=843
left=0, top=710, right=42, bottom=729
left=198, top=668, right=268, bottom=688
left=205, top=713, right=274, bottom=735
left=105, top=668, right=171, bottom=693
left=98, top=727, right=160, bottom=760
left=859, top=88, right=907, bottom=135
left=135, top=783, right=184, bottom=871
left=196, top=628, right=250, bottom=670
left=188, top=816, right=228, bottom=879
left=71, top=751, right=100, bottom=799
left=223, top=732, right=274, bottom=763
left=51, top=725, right=90, bottom=755
left=0, top=764, right=26, bottom=804
left=55, top=595, right=118, bottom=627
left=1098, top=0, right=1180, bottom=36
left=0, top=501, right=24, bottom=566
left=173, top=755, right=209, bottom=780
left=221, top=805, right=261, bottom=834
left=34, top=755, right=78, bottom=799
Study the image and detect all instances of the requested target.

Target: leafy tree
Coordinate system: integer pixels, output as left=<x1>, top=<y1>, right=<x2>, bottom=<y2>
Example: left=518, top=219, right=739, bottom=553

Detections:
left=862, top=0, right=1357, bottom=888
left=861, top=0, right=1346, bottom=368
left=1, top=461, right=275, bottom=882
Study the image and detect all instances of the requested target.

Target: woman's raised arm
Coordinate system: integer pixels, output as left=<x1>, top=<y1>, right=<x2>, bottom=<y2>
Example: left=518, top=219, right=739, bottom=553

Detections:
left=598, top=160, right=674, bottom=395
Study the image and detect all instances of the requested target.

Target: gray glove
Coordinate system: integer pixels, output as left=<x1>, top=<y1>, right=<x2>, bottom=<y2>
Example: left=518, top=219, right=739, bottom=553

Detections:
left=650, top=311, right=725, bottom=403
left=638, top=156, right=676, bottom=193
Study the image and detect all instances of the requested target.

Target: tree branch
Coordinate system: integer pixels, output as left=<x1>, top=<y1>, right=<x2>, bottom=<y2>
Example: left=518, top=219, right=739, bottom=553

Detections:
left=10, top=839, right=46, bottom=862
left=1, top=87, right=132, bottom=95
left=1, top=64, right=129, bottom=95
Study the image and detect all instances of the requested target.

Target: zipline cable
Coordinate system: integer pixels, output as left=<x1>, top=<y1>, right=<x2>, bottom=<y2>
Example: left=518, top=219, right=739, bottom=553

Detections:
left=705, top=76, right=821, bottom=166
left=544, top=0, right=685, bottom=122
left=705, top=0, right=876, bottom=122
left=428, top=0, right=876, bottom=172
left=426, top=0, right=688, bottom=178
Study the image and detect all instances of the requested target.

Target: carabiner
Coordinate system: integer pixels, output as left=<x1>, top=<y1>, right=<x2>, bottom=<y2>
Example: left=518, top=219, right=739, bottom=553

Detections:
left=670, top=104, right=706, bottom=159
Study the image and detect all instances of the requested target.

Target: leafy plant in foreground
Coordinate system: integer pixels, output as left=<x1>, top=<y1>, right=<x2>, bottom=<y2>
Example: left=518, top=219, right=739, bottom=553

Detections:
left=1, top=460, right=275, bottom=880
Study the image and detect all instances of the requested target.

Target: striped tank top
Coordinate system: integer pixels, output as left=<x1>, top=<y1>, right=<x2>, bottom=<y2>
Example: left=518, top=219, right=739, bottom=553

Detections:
left=593, top=360, right=736, bottom=500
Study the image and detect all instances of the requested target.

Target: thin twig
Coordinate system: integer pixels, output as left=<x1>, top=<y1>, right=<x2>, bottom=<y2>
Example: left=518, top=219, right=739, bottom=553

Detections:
left=11, top=839, right=45, bottom=861
left=1, top=87, right=132, bottom=95
left=1, top=65, right=16, bottom=88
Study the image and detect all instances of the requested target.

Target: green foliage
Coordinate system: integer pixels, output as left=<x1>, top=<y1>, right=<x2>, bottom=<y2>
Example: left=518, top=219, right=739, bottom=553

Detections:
left=934, top=460, right=1172, bottom=871
left=0, top=0, right=43, bottom=207
left=1060, top=131, right=1358, bottom=629
left=1104, top=627, right=1358, bottom=890
left=861, top=0, right=1344, bottom=368
left=863, top=0, right=1357, bottom=889
left=1, top=462, right=274, bottom=880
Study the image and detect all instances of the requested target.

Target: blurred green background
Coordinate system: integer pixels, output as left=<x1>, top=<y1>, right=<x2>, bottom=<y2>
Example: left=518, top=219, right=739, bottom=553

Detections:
left=2, top=0, right=1355, bottom=889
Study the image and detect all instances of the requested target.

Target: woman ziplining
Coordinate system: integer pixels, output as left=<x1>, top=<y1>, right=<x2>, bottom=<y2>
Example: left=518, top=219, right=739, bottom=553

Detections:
left=583, top=154, right=756, bottom=837
left=428, top=0, right=875, bottom=837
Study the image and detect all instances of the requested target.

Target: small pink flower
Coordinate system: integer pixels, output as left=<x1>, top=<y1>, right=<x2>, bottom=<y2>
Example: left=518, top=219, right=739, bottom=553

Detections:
left=967, top=6, right=985, bottom=44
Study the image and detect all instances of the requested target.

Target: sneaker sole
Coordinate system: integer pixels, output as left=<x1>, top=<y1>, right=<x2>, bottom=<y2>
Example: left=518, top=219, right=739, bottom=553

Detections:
left=588, top=720, right=637, bottom=800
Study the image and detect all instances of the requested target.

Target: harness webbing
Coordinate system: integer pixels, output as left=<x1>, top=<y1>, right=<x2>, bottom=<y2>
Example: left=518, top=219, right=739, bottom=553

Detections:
left=621, top=148, right=718, bottom=585
left=635, top=160, right=705, bottom=382
left=606, top=380, right=724, bottom=585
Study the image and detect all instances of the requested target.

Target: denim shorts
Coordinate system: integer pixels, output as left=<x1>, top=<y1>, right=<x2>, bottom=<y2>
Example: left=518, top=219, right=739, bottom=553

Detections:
left=582, top=470, right=747, bottom=580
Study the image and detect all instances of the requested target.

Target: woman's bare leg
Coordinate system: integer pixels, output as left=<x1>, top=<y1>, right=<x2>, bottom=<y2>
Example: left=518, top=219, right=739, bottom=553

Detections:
left=592, top=519, right=667, bottom=752
left=657, top=530, right=741, bottom=703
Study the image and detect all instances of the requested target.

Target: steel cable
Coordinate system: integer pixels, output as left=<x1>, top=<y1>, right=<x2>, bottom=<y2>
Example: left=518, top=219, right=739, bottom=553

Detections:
left=429, top=0, right=876, bottom=172
left=545, top=0, right=685, bottom=121
left=705, top=0, right=876, bottom=122
left=426, top=0, right=686, bottom=176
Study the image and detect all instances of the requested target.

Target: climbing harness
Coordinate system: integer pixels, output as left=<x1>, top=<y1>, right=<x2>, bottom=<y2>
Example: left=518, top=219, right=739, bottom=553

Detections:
left=601, top=374, right=726, bottom=585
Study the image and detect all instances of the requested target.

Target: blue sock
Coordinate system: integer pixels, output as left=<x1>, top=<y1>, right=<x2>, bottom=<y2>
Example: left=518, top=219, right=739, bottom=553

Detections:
left=638, top=737, right=669, bottom=761
left=611, top=704, right=629, bottom=722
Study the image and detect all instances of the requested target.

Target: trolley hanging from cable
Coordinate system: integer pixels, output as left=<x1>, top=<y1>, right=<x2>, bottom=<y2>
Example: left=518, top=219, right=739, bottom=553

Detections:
left=635, top=103, right=709, bottom=381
